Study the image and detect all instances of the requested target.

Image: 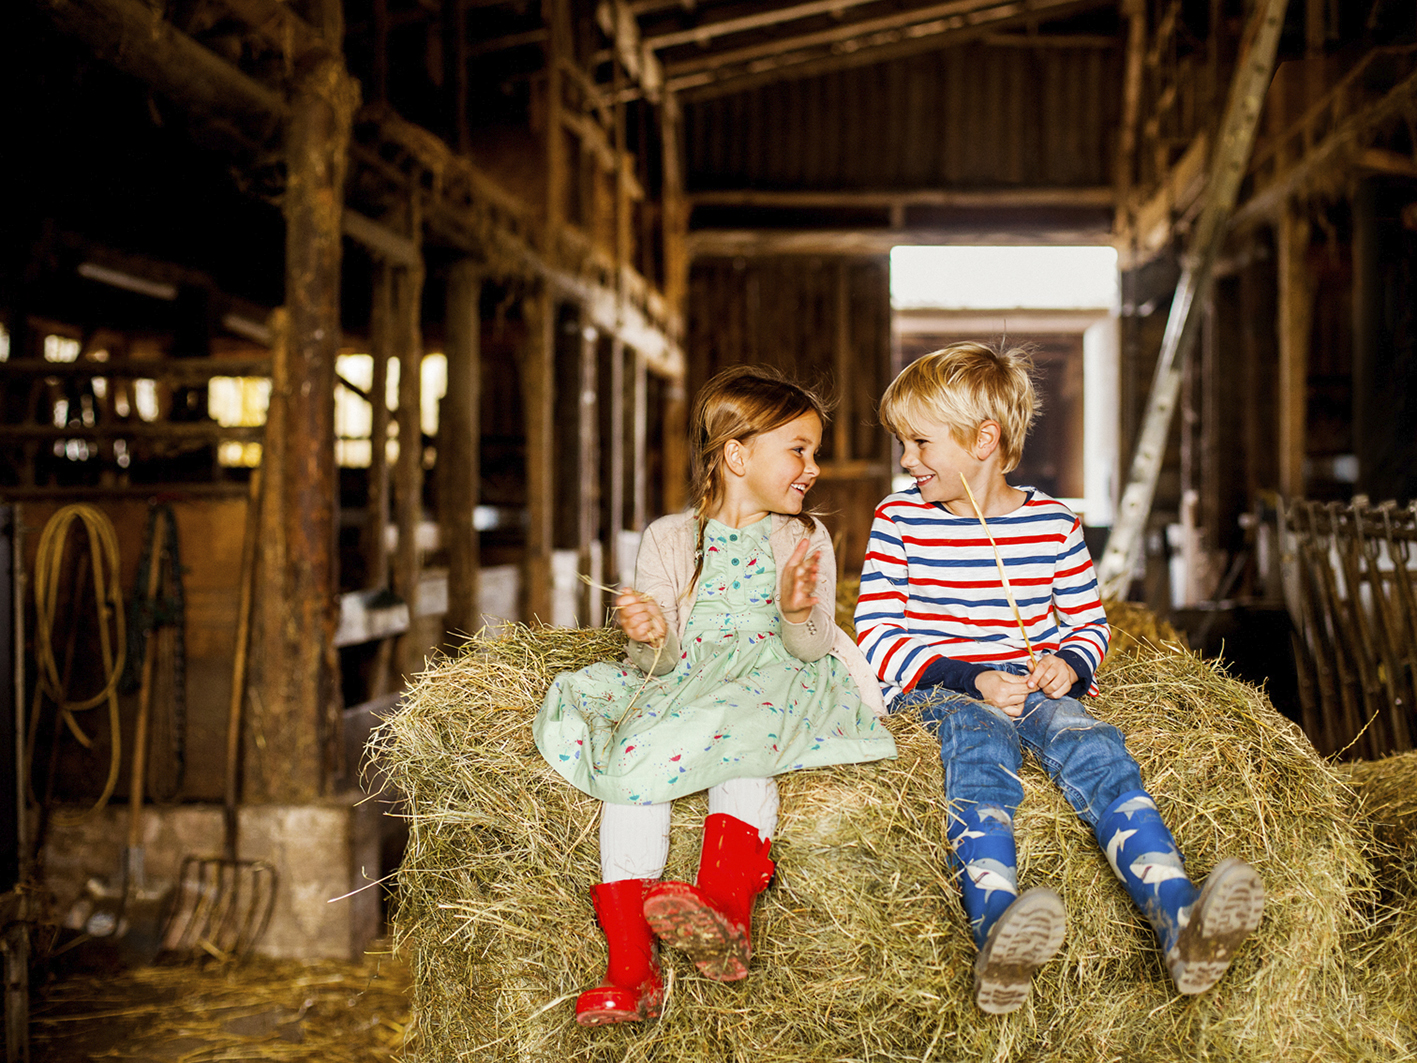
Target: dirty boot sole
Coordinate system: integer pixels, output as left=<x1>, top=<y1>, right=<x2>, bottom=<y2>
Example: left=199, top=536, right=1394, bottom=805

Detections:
left=1168, top=857, right=1264, bottom=995
left=973, top=887, right=1067, bottom=1015
left=643, top=883, right=750, bottom=982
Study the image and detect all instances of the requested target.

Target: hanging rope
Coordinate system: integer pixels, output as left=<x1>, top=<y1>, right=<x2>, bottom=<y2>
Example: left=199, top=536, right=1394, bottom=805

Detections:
left=27, top=504, right=126, bottom=822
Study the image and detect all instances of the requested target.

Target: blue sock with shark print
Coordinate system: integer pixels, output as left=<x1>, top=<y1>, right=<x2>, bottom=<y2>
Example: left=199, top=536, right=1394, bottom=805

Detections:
left=949, top=805, right=1020, bottom=951
left=1095, top=789, right=1200, bottom=955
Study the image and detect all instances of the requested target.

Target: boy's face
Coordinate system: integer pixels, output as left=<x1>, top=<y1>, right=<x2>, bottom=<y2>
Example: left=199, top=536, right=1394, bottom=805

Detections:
left=896, top=417, right=976, bottom=505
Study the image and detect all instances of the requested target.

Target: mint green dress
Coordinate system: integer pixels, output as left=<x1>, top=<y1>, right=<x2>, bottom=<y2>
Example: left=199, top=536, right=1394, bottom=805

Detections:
left=534, top=517, right=895, bottom=805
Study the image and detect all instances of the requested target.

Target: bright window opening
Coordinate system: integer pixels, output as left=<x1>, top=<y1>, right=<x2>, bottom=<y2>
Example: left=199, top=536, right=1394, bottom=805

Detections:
left=890, top=246, right=1119, bottom=310
left=890, top=245, right=1120, bottom=526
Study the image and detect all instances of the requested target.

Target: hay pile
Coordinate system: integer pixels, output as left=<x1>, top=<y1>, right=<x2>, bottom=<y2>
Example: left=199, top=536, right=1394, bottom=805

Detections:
left=371, top=627, right=1415, bottom=1063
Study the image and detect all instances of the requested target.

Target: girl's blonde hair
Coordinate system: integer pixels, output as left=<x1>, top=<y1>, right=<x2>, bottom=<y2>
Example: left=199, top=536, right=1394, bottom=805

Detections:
left=686, top=365, right=828, bottom=589
left=878, top=342, right=1037, bottom=473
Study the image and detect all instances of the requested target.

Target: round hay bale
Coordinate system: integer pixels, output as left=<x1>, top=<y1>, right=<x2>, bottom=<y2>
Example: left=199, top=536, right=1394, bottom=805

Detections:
left=370, top=627, right=1415, bottom=1062
left=1343, top=751, right=1417, bottom=861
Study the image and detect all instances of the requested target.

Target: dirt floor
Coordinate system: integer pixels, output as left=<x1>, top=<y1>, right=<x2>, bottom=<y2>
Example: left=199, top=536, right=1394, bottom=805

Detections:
left=30, top=945, right=410, bottom=1062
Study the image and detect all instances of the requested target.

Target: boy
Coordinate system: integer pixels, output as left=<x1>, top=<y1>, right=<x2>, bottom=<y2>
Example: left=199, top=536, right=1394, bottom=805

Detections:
left=854, top=343, right=1263, bottom=1015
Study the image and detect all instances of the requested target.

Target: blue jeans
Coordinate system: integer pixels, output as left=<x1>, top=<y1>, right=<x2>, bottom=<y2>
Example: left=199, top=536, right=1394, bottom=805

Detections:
left=894, top=669, right=1144, bottom=830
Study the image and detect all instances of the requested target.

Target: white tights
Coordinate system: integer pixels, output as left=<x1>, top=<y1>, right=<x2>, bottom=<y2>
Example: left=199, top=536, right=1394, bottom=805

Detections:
left=599, top=776, right=779, bottom=883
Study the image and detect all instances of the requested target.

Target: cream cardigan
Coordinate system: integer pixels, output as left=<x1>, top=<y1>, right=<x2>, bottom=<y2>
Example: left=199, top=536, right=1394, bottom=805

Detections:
left=623, top=511, right=887, bottom=717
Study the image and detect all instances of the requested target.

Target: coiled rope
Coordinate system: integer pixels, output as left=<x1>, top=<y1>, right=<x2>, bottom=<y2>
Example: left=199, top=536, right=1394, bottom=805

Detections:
left=27, top=504, right=126, bottom=822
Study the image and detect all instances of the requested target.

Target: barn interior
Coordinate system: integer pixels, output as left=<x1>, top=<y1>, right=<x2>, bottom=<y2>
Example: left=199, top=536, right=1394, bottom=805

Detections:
left=3, top=0, right=1417, bottom=1056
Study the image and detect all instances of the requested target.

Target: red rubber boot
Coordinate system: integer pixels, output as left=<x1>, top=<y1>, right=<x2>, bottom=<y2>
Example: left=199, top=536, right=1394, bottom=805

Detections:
left=642, top=813, right=775, bottom=981
left=575, top=879, right=664, bottom=1026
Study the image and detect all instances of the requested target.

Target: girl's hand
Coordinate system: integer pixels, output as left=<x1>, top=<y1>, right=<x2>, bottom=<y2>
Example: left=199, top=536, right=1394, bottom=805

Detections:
left=1027, top=654, right=1078, bottom=699
left=975, top=670, right=1032, bottom=717
left=779, top=539, right=821, bottom=625
left=616, top=589, right=667, bottom=646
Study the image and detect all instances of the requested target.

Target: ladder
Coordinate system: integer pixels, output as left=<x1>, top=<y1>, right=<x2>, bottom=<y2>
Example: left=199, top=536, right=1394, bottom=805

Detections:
left=1096, top=0, right=1292, bottom=600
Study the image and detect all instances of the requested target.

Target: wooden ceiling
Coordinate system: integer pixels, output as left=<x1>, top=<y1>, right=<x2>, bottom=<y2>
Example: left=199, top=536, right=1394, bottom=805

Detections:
left=626, top=0, right=1121, bottom=97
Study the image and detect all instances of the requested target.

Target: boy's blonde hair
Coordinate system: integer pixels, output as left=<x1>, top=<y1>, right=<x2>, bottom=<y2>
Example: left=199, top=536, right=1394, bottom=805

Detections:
left=878, top=342, right=1037, bottom=473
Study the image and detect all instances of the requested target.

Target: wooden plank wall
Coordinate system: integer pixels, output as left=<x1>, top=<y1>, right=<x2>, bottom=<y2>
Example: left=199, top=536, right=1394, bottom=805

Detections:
left=684, top=43, right=1120, bottom=190
left=687, top=256, right=892, bottom=574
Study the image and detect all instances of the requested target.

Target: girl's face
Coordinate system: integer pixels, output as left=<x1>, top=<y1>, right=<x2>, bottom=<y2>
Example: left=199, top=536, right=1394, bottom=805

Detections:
left=729, top=411, right=822, bottom=519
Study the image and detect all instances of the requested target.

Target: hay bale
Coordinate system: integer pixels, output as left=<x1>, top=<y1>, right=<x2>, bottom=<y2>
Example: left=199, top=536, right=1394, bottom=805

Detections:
left=1343, top=751, right=1417, bottom=860
left=371, top=628, right=1415, bottom=1062
left=1340, top=751, right=1417, bottom=1005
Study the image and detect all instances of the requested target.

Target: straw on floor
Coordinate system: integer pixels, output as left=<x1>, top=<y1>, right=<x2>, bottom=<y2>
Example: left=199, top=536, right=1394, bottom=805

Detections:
left=370, top=626, right=1416, bottom=1063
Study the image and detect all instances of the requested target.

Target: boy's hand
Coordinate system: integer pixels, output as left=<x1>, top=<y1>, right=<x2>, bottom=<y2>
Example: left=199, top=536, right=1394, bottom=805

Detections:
left=779, top=540, right=821, bottom=625
left=616, top=589, right=666, bottom=646
left=975, top=670, right=1032, bottom=716
left=1027, top=654, right=1078, bottom=699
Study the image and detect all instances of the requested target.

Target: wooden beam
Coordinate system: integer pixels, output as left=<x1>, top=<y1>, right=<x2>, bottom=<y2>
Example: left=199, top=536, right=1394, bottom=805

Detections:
left=0, top=357, right=270, bottom=381
left=250, top=55, right=356, bottom=804
left=1232, top=51, right=1417, bottom=229
left=665, top=0, right=1078, bottom=73
left=688, top=225, right=1114, bottom=257
left=217, top=0, right=326, bottom=59
left=1276, top=203, right=1311, bottom=501
left=667, top=0, right=1107, bottom=97
left=36, top=0, right=287, bottom=138
left=520, top=291, right=555, bottom=623
left=643, top=0, right=887, bottom=51
left=342, top=209, right=422, bottom=267
left=691, top=187, right=1114, bottom=210
left=442, top=260, right=482, bottom=641
left=0, top=424, right=264, bottom=442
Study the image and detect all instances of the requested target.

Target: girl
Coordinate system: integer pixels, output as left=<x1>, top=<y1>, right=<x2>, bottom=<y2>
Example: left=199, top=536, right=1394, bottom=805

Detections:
left=534, top=364, right=896, bottom=1026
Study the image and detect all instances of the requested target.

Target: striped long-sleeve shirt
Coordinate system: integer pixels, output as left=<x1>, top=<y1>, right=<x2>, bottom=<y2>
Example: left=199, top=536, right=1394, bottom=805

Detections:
left=854, top=486, right=1109, bottom=706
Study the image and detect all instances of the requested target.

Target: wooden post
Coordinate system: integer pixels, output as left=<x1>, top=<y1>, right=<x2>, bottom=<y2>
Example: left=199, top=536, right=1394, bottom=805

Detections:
left=393, top=198, right=426, bottom=680
left=579, top=322, right=601, bottom=624
left=372, top=0, right=388, bottom=104
left=834, top=261, right=853, bottom=464
left=251, top=55, right=355, bottom=804
left=606, top=337, right=626, bottom=584
left=631, top=348, right=648, bottom=531
left=364, top=263, right=395, bottom=698
left=442, top=260, right=482, bottom=642
left=366, top=264, right=394, bottom=592
left=660, top=91, right=689, bottom=314
left=544, top=0, right=567, bottom=255
left=521, top=290, right=555, bottom=623
left=662, top=378, right=688, bottom=514
left=1277, top=202, right=1311, bottom=500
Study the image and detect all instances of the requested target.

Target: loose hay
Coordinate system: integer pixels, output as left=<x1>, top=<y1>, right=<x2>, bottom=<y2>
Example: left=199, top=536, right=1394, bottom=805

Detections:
left=1102, top=598, right=1188, bottom=665
left=371, top=626, right=1416, bottom=1063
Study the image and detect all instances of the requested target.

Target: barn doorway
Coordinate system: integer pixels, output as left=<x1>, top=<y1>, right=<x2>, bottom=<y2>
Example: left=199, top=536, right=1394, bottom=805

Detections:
left=889, top=246, right=1121, bottom=530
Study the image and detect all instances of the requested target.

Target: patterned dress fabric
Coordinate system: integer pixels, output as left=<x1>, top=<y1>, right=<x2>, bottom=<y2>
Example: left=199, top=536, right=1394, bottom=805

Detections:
left=535, top=517, right=896, bottom=805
